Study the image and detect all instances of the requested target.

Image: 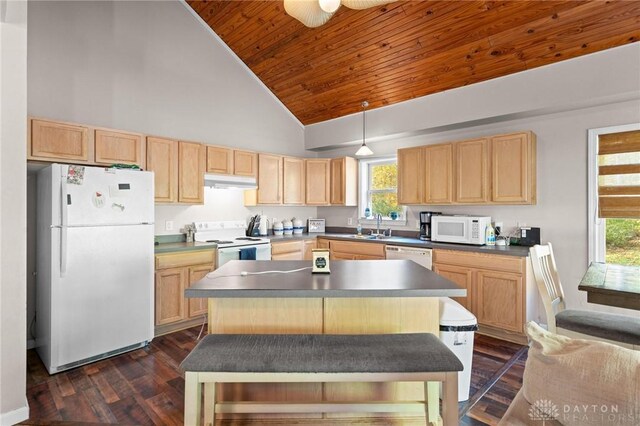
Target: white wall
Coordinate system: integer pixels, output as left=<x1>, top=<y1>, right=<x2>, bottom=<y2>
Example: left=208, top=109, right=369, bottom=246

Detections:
left=27, top=0, right=306, bottom=156
left=155, top=188, right=318, bottom=235
left=0, top=0, right=29, bottom=423
left=316, top=45, right=640, bottom=319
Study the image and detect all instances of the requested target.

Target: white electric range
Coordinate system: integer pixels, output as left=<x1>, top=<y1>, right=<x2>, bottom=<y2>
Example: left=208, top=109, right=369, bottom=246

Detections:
left=193, top=221, right=271, bottom=267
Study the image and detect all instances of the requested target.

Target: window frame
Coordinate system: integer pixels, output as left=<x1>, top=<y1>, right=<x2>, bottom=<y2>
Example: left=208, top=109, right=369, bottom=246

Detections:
left=358, top=156, right=407, bottom=225
left=587, top=123, right=640, bottom=264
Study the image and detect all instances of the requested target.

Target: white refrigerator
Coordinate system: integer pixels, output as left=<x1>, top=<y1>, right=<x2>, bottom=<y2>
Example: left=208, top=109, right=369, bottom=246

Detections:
left=36, top=164, right=154, bottom=374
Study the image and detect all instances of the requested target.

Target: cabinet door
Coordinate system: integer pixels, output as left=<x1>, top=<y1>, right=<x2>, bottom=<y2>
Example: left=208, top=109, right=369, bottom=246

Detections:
left=491, top=132, right=536, bottom=204
left=188, top=265, right=211, bottom=319
left=272, top=251, right=304, bottom=260
left=178, top=141, right=205, bottom=204
left=146, top=137, right=179, bottom=203
left=397, top=146, right=424, bottom=204
left=475, top=270, right=524, bottom=333
left=330, top=157, right=358, bottom=206
left=257, top=154, right=283, bottom=204
left=305, top=159, right=331, bottom=205
left=424, top=143, right=453, bottom=204
left=455, top=138, right=488, bottom=203
left=206, top=146, right=233, bottom=175
left=283, top=157, right=305, bottom=204
left=234, top=150, right=257, bottom=177
left=94, top=129, right=145, bottom=168
left=433, top=263, right=474, bottom=313
left=303, top=240, right=317, bottom=261
left=317, top=239, right=330, bottom=249
left=30, top=119, right=90, bottom=162
left=155, top=267, right=186, bottom=326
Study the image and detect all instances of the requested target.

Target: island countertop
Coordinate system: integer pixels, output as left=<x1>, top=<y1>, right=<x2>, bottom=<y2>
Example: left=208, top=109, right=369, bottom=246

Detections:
left=186, top=259, right=466, bottom=298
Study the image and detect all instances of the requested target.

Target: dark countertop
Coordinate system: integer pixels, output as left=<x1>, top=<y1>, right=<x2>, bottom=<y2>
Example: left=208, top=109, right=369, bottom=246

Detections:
left=154, top=241, right=218, bottom=254
left=578, top=263, right=640, bottom=311
left=186, top=259, right=466, bottom=298
left=155, top=232, right=530, bottom=256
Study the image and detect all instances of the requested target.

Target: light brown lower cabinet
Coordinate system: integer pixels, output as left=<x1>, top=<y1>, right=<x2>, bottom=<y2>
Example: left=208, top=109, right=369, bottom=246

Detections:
left=271, top=240, right=304, bottom=260
left=329, top=240, right=385, bottom=260
left=154, top=249, right=215, bottom=336
left=433, top=248, right=532, bottom=342
left=303, top=239, right=317, bottom=260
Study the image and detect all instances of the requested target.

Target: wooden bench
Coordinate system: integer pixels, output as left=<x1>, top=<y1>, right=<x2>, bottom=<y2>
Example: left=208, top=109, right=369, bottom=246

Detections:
left=180, top=333, right=463, bottom=426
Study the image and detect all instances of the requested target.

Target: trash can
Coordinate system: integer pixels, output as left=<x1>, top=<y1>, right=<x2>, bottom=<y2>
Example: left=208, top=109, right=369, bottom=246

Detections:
left=439, top=297, right=478, bottom=402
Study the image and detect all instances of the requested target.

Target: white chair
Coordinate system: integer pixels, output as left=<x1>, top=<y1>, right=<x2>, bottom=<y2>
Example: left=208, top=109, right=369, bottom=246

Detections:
left=529, top=243, right=640, bottom=350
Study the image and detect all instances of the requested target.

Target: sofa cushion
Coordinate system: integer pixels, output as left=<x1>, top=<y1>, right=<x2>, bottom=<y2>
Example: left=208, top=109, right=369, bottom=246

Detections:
left=556, top=309, right=640, bottom=345
left=521, top=322, right=640, bottom=426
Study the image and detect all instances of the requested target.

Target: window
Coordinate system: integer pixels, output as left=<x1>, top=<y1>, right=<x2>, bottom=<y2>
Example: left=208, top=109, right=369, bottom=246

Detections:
left=588, top=125, right=640, bottom=266
left=359, top=157, right=406, bottom=221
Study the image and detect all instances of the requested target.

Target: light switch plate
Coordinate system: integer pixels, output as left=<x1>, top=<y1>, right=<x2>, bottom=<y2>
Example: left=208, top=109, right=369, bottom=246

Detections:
left=347, top=218, right=354, bottom=226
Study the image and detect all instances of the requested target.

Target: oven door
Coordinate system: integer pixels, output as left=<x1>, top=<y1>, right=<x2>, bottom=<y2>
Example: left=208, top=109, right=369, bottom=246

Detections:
left=431, top=217, right=470, bottom=244
left=217, top=244, right=272, bottom=267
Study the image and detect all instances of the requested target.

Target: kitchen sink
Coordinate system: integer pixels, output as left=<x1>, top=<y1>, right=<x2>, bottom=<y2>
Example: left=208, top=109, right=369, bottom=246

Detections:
left=349, top=234, right=391, bottom=240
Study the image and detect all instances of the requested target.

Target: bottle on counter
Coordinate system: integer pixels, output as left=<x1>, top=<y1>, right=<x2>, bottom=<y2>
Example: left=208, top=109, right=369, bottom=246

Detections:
left=485, top=223, right=496, bottom=246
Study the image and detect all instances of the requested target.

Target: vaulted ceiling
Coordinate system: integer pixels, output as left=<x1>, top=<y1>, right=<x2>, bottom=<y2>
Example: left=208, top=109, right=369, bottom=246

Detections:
left=187, top=1, right=640, bottom=125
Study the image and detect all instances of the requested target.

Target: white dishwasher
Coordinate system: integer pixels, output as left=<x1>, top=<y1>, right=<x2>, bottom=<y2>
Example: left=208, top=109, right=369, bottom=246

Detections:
left=385, top=245, right=432, bottom=269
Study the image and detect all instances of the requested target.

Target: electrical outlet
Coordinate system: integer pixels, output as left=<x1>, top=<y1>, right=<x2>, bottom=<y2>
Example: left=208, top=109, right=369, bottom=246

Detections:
left=347, top=218, right=354, bottom=226
left=165, top=220, right=174, bottom=231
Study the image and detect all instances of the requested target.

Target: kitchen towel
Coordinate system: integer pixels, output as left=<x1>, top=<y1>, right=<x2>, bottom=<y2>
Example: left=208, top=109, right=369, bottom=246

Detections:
left=239, top=247, right=257, bottom=260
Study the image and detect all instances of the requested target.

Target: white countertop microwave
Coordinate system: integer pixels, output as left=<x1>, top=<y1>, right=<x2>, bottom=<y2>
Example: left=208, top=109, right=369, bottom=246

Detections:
left=431, top=215, right=491, bottom=245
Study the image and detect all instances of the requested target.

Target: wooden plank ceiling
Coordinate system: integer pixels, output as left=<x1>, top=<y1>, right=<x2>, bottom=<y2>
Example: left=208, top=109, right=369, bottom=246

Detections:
left=188, top=0, right=640, bottom=125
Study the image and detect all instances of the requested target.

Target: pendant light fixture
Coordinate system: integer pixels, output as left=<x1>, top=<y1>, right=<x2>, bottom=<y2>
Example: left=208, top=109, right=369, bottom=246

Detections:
left=355, top=101, right=373, bottom=156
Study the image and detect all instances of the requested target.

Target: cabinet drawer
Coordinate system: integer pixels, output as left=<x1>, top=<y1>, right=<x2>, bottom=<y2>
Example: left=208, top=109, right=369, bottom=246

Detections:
left=155, top=250, right=215, bottom=270
left=433, top=249, right=524, bottom=274
left=329, top=240, right=385, bottom=257
left=271, top=240, right=304, bottom=255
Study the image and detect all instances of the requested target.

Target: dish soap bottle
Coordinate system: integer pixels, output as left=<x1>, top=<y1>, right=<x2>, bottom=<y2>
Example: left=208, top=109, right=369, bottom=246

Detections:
left=485, top=223, right=496, bottom=246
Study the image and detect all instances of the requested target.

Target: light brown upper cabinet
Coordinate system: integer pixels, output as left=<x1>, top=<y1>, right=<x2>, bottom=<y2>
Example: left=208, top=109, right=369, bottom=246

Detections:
left=146, top=137, right=179, bottom=203
left=397, top=146, right=424, bottom=205
left=330, top=157, right=358, bottom=206
left=491, top=132, right=536, bottom=204
left=283, top=157, right=305, bottom=205
left=147, top=138, right=204, bottom=205
left=455, top=138, right=488, bottom=203
left=424, top=143, right=453, bottom=204
left=234, top=150, right=257, bottom=177
left=178, top=142, right=206, bottom=204
left=305, top=159, right=331, bottom=205
left=397, top=131, right=536, bottom=205
left=94, top=129, right=145, bottom=168
left=257, top=154, right=283, bottom=204
left=29, top=119, right=91, bottom=163
left=206, top=145, right=233, bottom=175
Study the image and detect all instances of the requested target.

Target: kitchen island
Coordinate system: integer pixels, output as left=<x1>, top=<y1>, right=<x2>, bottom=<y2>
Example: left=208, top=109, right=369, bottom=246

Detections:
left=186, top=259, right=465, bottom=425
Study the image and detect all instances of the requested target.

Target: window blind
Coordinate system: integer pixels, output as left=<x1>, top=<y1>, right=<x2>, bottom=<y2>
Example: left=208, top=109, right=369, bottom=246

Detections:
left=598, top=130, right=640, bottom=218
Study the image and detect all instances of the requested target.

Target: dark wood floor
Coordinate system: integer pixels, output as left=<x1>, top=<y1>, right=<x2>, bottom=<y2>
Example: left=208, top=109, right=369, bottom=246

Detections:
left=22, top=327, right=527, bottom=426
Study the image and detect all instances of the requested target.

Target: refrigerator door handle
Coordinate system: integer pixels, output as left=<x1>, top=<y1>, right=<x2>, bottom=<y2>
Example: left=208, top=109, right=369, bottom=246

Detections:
left=60, top=178, right=68, bottom=277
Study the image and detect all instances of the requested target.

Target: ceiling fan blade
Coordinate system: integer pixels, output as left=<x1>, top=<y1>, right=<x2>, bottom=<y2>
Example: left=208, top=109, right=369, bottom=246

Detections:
left=341, top=0, right=396, bottom=10
left=284, top=0, right=335, bottom=28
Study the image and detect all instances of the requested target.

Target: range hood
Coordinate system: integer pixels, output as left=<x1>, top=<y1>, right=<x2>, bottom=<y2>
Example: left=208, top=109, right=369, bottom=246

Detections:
left=204, top=174, right=258, bottom=190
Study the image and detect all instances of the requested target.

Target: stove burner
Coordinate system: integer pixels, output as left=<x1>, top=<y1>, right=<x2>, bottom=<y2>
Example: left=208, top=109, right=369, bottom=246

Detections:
left=236, top=237, right=261, bottom=241
left=205, top=240, right=234, bottom=244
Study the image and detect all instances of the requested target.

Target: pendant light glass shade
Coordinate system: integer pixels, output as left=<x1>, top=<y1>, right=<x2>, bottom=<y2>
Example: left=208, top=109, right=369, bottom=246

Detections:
left=355, top=101, right=373, bottom=156
left=355, top=143, right=374, bottom=156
